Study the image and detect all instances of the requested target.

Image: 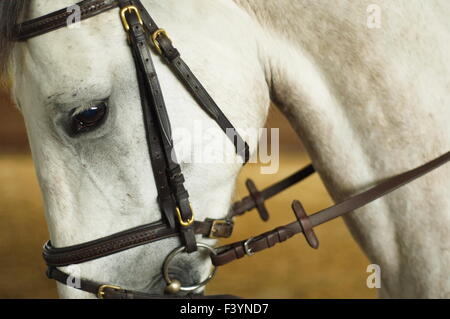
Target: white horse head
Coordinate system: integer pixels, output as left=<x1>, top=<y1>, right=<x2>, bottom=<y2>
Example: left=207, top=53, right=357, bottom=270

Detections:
left=7, top=0, right=269, bottom=298
left=3, top=0, right=450, bottom=298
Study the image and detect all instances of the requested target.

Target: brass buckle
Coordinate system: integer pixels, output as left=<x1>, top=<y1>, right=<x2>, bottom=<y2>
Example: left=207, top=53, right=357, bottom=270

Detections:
left=176, top=206, right=194, bottom=227
left=151, top=28, right=170, bottom=55
left=208, top=219, right=231, bottom=239
left=120, top=5, right=143, bottom=31
left=97, top=284, right=121, bottom=299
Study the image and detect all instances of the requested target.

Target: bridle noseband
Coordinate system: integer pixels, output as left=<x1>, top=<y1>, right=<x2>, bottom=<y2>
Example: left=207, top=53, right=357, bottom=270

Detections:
left=13, top=0, right=450, bottom=299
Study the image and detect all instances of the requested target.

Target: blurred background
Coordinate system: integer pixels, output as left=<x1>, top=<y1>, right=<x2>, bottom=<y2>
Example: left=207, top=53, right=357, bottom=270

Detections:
left=0, top=84, right=376, bottom=299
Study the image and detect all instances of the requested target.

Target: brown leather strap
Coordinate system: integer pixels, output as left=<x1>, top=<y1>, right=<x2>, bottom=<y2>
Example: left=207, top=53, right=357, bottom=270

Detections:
left=13, top=0, right=119, bottom=41
left=134, top=34, right=177, bottom=230
left=212, top=151, right=450, bottom=266
left=43, top=219, right=234, bottom=267
left=120, top=0, right=197, bottom=252
left=195, top=219, right=234, bottom=239
left=43, top=222, right=176, bottom=267
left=47, top=267, right=239, bottom=299
left=230, top=164, right=316, bottom=220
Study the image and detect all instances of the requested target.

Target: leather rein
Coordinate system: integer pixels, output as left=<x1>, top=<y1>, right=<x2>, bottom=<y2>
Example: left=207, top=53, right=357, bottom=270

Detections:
left=12, top=0, right=450, bottom=299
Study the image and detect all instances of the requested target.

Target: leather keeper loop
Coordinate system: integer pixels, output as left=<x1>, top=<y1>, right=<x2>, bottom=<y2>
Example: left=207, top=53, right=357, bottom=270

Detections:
left=158, top=36, right=180, bottom=61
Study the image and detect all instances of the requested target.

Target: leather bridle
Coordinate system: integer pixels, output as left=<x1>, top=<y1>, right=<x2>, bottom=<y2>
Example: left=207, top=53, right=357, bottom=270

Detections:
left=13, top=0, right=450, bottom=299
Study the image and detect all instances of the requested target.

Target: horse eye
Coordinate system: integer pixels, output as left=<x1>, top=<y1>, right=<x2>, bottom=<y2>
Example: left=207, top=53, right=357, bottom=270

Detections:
left=71, top=102, right=107, bottom=134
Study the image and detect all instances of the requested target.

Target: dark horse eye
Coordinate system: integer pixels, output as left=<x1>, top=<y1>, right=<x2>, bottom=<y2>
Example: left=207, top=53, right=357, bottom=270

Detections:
left=71, top=102, right=107, bottom=134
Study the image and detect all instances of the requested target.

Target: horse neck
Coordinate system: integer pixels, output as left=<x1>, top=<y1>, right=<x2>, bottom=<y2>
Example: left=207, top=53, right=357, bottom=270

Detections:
left=237, top=0, right=450, bottom=298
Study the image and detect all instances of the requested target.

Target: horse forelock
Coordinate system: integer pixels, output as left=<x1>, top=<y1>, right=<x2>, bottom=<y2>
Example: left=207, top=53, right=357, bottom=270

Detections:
left=0, top=0, right=28, bottom=78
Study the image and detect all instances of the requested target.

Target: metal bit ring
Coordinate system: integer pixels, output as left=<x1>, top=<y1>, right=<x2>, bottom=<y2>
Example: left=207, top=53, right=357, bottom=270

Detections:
left=162, top=243, right=217, bottom=293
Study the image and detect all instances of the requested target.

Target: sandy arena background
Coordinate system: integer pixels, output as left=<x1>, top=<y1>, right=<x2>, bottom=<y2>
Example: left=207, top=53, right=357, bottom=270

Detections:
left=0, top=87, right=376, bottom=298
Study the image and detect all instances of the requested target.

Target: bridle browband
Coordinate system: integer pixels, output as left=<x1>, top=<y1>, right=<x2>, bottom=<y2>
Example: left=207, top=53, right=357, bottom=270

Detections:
left=13, top=0, right=450, bottom=299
